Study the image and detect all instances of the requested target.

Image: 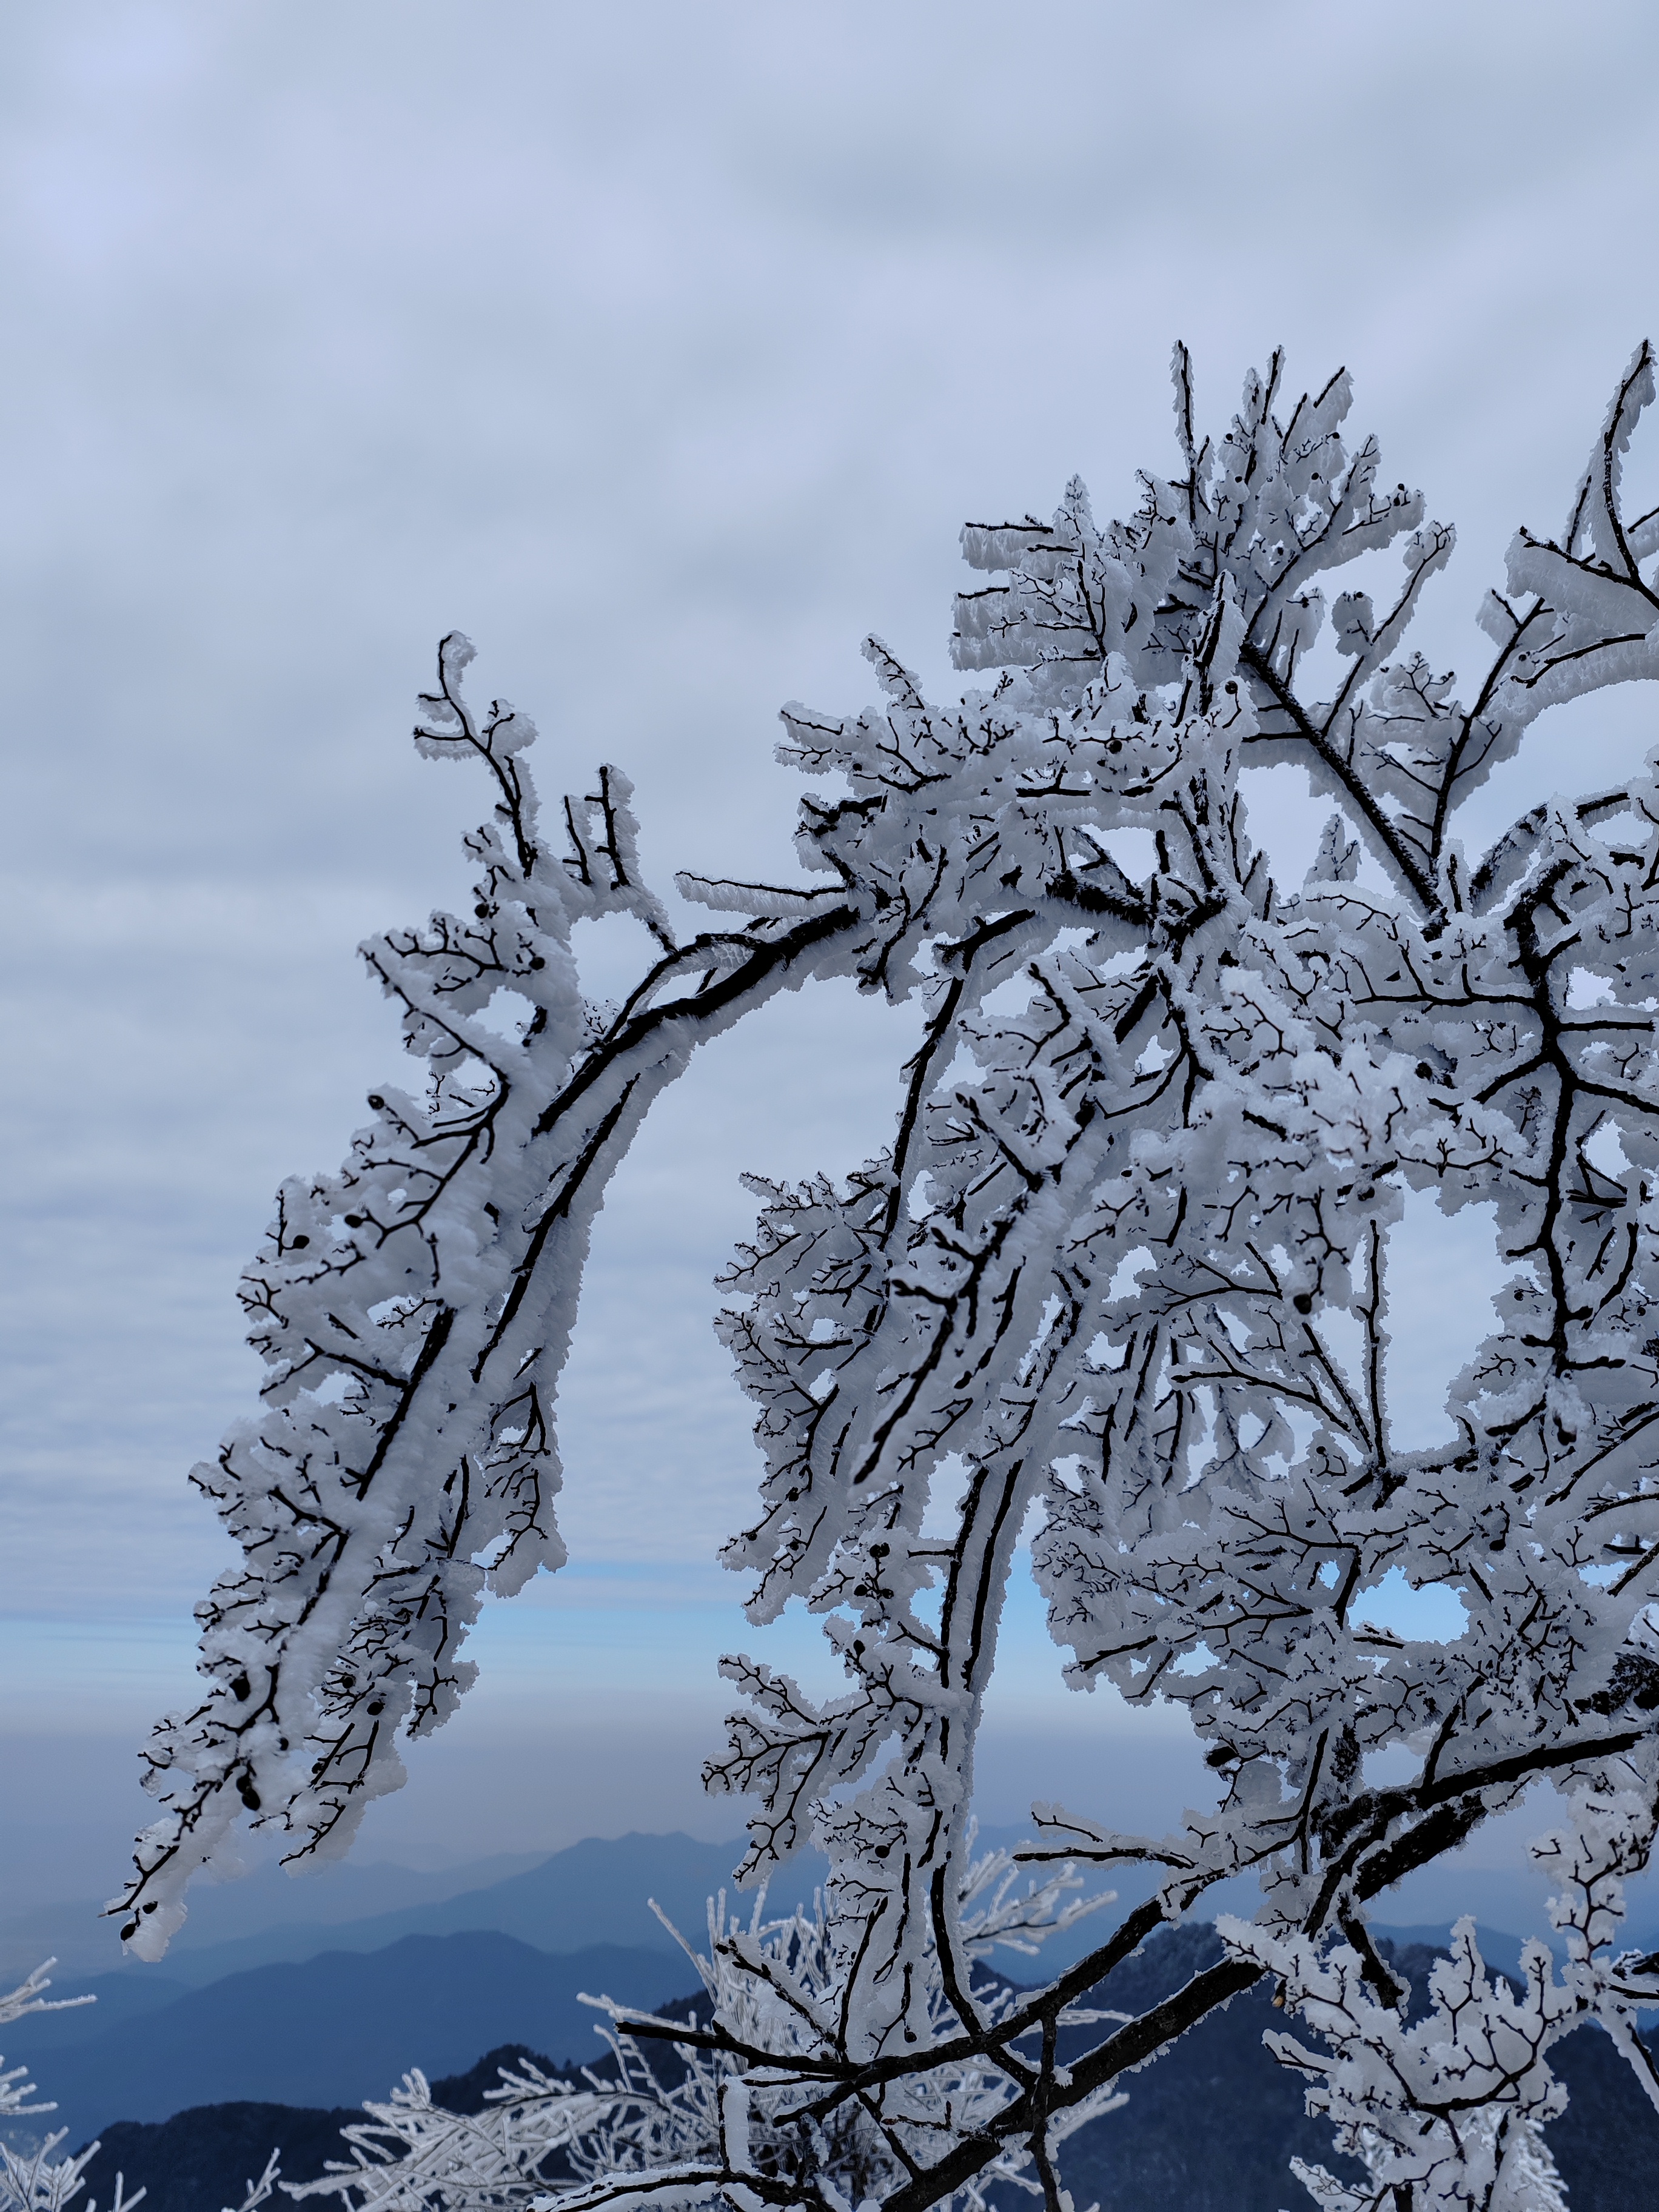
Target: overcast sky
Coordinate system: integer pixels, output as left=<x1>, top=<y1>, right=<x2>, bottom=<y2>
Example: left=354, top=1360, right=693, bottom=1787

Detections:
left=5, top=1, right=1659, bottom=1928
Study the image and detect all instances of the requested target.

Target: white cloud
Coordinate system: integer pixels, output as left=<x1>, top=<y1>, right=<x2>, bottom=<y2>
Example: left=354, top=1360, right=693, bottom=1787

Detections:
left=5, top=0, right=1659, bottom=1902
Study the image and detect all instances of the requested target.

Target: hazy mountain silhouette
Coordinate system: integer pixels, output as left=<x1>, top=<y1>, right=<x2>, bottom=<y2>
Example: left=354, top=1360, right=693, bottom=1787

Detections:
left=24, top=1932, right=689, bottom=2146
left=0, top=1846, right=552, bottom=1985
left=145, top=1831, right=816, bottom=1988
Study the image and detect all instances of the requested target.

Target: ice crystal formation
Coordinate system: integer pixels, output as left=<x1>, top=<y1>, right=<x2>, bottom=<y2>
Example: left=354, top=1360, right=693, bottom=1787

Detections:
left=289, top=1859, right=1113, bottom=2212
left=0, top=1962, right=143, bottom=2212
left=110, top=344, right=1659, bottom=2210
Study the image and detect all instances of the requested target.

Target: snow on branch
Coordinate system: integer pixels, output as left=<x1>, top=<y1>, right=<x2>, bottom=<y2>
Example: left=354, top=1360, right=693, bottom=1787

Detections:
left=106, top=642, right=861, bottom=1957
left=116, top=343, right=1659, bottom=2210
left=0, top=1965, right=142, bottom=2212
left=292, top=1868, right=1121, bottom=2212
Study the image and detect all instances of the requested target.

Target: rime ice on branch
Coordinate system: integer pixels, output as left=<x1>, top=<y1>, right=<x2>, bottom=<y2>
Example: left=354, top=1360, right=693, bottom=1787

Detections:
left=108, top=638, right=857, bottom=1959
left=290, top=1854, right=1113, bottom=2212
left=118, top=346, right=1659, bottom=2211
left=0, top=1963, right=146, bottom=2212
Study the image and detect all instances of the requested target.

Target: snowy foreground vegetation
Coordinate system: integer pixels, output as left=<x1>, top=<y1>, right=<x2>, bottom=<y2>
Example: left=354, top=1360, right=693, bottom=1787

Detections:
left=0, top=1962, right=232, bottom=2212
left=32, top=343, right=1659, bottom=2207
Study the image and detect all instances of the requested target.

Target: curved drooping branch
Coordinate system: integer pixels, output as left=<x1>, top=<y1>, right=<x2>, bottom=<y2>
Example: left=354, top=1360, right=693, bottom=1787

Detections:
left=107, top=638, right=866, bottom=1955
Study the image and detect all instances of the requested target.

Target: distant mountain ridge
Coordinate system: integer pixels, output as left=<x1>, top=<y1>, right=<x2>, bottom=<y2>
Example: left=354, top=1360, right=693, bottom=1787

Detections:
left=16, top=1932, right=691, bottom=2148
left=12, top=1826, right=1137, bottom=2003
left=153, top=1831, right=830, bottom=1987
left=2, top=1822, right=1135, bottom=1988
left=8, top=1822, right=1607, bottom=2036
left=0, top=1832, right=791, bottom=1989
left=0, top=1845, right=554, bottom=1985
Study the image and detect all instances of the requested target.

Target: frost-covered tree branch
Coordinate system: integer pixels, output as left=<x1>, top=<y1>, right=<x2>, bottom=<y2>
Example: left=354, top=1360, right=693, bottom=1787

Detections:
left=104, top=645, right=860, bottom=1956
left=291, top=1848, right=1120, bottom=2212
left=113, top=343, right=1659, bottom=2209
left=0, top=1963, right=139, bottom=2212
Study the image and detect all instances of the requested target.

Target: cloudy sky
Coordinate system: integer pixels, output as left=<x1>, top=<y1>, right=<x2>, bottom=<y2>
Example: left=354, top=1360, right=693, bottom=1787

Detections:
left=4, top=1, right=1659, bottom=1929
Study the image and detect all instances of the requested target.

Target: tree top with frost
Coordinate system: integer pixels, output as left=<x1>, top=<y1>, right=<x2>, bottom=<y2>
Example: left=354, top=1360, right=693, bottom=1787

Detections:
left=106, top=342, right=1659, bottom=2212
